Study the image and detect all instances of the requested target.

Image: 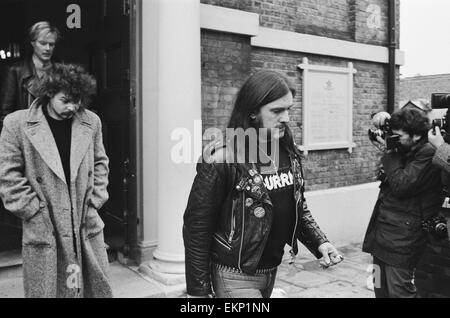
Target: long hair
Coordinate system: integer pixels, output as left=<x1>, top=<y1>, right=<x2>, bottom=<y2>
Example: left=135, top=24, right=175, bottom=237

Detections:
left=226, top=70, right=297, bottom=157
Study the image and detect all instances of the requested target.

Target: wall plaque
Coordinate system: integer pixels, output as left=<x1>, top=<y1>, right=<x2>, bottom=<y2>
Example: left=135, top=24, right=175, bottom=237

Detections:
left=298, top=57, right=357, bottom=155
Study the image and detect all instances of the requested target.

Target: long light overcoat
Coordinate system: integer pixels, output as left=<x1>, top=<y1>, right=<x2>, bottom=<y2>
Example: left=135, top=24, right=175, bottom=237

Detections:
left=0, top=100, right=112, bottom=298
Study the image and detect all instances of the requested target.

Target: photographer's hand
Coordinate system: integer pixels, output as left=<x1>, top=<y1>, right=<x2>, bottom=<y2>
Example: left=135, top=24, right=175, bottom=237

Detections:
left=371, top=135, right=387, bottom=152
left=428, top=127, right=445, bottom=149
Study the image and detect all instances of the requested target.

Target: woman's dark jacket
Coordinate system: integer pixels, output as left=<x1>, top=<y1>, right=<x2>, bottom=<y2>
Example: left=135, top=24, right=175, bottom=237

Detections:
left=362, top=142, right=442, bottom=268
left=183, top=143, right=328, bottom=296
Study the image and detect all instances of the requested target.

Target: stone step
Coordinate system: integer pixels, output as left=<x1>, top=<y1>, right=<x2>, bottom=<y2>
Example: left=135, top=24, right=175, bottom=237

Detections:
left=0, top=250, right=22, bottom=269
left=0, top=265, right=23, bottom=298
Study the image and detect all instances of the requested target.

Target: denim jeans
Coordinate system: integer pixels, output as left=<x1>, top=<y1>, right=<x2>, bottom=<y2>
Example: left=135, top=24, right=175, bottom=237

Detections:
left=211, top=263, right=278, bottom=298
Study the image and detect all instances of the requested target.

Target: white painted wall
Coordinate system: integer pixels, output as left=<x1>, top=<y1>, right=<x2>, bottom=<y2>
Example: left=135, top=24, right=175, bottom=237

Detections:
left=200, top=3, right=259, bottom=36
left=301, top=182, right=380, bottom=251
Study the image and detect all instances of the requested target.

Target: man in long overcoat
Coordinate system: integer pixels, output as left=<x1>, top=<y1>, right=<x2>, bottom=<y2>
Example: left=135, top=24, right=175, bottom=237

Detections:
left=0, top=63, right=112, bottom=298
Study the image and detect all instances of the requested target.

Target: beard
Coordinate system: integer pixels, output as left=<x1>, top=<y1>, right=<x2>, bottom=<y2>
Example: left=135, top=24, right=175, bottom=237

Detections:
left=252, top=118, right=287, bottom=141
left=397, top=139, right=416, bottom=154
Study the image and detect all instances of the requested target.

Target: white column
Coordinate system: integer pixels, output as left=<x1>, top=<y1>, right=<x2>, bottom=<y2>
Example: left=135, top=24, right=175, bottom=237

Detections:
left=140, top=0, right=201, bottom=284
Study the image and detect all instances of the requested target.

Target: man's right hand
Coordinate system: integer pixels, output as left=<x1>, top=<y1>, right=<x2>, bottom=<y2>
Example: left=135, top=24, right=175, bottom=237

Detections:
left=428, top=127, right=445, bottom=149
left=371, top=135, right=387, bottom=152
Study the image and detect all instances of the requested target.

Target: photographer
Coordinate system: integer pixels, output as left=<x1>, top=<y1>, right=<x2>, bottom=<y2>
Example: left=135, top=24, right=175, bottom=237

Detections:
left=363, top=107, right=442, bottom=298
left=428, top=126, right=450, bottom=241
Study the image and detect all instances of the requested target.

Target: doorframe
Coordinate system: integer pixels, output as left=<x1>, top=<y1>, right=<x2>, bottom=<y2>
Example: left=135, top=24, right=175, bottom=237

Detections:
left=128, top=0, right=142, bottom=263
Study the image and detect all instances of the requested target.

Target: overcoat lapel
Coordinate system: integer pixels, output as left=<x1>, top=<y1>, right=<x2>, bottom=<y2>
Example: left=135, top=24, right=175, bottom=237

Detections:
left=70, top=110, right=94, bottom=182
left=24, top=102, right=66, bottom=183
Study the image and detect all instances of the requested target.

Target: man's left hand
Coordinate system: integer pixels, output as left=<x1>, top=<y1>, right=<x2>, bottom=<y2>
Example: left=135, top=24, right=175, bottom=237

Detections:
left=428, top=127, right=445, bottom=149
left=318, top=242, right=344, bottom=269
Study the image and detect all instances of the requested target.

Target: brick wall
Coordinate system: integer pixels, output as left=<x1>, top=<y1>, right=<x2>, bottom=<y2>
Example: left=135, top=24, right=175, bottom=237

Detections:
left=400, top=74, right=450, bottom=105
left=201, top=30, right=251, bottom=133
left=202, top=0, right=400, bottom=46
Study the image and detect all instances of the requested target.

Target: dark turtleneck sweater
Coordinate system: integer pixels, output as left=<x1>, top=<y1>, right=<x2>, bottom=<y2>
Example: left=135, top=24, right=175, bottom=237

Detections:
left=43, top=104, right=72, bottom=186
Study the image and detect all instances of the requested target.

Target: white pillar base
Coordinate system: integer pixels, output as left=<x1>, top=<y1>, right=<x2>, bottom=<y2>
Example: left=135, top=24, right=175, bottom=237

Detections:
left=139, top=260, right=185, bottom=286
left=138, top=248, right=186, bottom=286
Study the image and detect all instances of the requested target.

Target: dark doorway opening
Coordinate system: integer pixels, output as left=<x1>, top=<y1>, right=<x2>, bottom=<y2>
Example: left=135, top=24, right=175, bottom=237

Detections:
left=0, top=0, right=136, bottom=263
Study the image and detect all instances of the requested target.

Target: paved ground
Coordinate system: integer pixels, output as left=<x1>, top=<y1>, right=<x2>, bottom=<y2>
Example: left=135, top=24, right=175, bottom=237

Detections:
left=0, top=262, right=167, bottom=298
left=274, top=243, right=374, bottom=298
left=0, top=243, right=374, bottom=298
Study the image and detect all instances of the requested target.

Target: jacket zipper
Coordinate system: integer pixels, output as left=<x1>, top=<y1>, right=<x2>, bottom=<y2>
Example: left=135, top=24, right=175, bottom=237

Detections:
left=228, top=199, right=236, bottom=244
left=290, top=158, right=300, bottom=263
left=214, top=233, right=232, bottom=251
left=238, top=191, right=245, bottom=271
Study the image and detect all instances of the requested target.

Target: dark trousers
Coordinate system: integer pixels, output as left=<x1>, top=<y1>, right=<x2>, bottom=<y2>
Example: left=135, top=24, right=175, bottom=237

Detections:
left=373, top=257, right=417, bottom=298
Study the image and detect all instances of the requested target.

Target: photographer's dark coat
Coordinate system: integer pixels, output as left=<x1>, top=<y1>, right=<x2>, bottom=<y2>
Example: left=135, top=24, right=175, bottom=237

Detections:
left=0, top=101, right=112, bottom=298
left=363, top=142, right=442, bottom=268
left=432, top=143, right=450, bottom=240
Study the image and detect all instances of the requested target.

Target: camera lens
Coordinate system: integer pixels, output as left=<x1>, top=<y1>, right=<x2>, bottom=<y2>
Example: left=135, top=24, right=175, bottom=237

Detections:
left=436, top=223, right=448, bottom=235
left=433, top=119, right=442, bottom=128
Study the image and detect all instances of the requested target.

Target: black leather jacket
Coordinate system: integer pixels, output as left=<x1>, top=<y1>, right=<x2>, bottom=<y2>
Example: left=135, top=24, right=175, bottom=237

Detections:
left=0, top=58, right=57, bottom=128
left=0, top=59, right=36, bottom=124
left=183, top=144, right=328, bottom=296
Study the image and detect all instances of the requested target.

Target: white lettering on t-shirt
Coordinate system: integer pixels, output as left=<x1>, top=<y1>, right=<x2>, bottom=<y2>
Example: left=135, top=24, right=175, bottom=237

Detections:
left=263, top=171, right=294, bottom=191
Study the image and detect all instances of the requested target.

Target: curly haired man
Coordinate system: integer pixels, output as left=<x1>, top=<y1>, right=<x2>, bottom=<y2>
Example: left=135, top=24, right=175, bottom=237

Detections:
left=0, top=63, right=112, bottom=298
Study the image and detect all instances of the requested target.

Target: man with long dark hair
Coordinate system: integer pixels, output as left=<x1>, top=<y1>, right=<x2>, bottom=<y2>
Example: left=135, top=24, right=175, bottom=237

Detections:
left=183, top=70, right=343, bottom=298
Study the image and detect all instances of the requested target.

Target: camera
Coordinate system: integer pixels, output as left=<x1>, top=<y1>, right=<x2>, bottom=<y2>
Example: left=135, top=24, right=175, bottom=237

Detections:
left=431, top=93, right=450, bottom=109
left=377, top=168, right=387, bottom=183
left=368, top=112, right=401, bottom=150
left=431, top=93, right=450, bottom=135
left=432, top=117, right=449, bottom=132
left=422, top=215, right=448, bottom=240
